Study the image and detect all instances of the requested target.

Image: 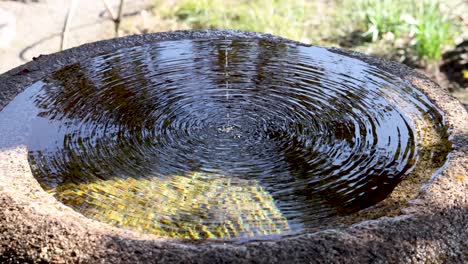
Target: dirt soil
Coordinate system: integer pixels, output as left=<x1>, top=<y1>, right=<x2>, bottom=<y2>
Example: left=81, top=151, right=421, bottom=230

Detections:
left=0, top=0, right=152, bottom=74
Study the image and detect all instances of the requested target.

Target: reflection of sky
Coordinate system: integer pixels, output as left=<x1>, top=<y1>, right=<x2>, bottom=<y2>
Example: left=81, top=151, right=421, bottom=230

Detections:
left=0, top=81, right=43, bottom=151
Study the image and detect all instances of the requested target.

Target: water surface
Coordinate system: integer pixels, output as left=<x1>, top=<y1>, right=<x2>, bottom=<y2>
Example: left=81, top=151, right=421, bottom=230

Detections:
left=20, top=39, right=450, bottom=239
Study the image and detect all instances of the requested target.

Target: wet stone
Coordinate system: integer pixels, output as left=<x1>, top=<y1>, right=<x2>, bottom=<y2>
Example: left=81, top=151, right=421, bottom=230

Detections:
left=3, top=39, right=450, bottom=239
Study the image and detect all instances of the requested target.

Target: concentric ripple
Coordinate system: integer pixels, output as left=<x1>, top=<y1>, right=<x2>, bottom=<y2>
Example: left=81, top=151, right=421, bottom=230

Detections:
left=20, top=39, right=450, bottom=239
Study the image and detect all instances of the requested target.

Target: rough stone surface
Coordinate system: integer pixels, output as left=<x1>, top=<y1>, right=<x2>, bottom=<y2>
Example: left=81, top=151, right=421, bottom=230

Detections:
left=0, top=30, right=467, bottom=263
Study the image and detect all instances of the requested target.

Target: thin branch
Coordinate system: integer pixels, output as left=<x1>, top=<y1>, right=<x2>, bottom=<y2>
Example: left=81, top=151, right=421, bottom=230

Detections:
left=60, top=0, right=80, bottom=51
left=114, top=0, right=124, bottom=37
left=101, top=0, right=125, bottom=37
left=102, top=0, right=117, bottom=21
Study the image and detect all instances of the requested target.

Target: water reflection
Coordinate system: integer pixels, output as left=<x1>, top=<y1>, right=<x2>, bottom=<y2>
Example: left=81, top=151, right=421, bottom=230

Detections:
left=26, top=39, right=449, bottom=239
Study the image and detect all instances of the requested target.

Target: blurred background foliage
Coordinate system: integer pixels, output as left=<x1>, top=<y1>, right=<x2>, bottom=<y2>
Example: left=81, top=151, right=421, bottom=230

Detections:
left=134, top=0, right=465, bottom=64
left=118, top=0, right=466, bottom=103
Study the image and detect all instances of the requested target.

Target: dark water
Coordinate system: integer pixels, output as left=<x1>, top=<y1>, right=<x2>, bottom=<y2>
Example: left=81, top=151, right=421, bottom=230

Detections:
left=25, top=39, right=449, bottom=239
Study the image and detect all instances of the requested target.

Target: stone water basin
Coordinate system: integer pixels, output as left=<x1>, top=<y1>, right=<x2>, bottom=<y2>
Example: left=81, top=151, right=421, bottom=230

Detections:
left=0, top=30, right=466, bottom=263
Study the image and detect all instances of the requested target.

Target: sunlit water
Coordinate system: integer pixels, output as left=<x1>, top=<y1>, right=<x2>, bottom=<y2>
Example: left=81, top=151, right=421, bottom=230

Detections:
left=7, top=39, right=450, bottom=239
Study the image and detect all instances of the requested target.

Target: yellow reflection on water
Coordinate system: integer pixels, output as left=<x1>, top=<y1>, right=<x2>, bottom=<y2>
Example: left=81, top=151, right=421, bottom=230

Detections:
left=50, top=172, right=290, bottom=239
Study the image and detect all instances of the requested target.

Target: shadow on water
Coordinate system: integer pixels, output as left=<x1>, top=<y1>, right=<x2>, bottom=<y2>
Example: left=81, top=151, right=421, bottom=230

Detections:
left=18, top=39, right=452, bottom=239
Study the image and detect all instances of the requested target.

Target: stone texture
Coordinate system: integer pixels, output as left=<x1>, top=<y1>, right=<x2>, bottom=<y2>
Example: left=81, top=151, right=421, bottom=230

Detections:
left=0, top=30, right=466, bottom=263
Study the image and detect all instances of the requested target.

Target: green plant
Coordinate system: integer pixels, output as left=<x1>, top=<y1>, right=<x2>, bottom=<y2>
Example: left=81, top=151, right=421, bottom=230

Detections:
left=358, top=0, right=410, bottom=41
left=349, top=0, right=458, bottom=61
left=411, top=0, right=455, bottom=60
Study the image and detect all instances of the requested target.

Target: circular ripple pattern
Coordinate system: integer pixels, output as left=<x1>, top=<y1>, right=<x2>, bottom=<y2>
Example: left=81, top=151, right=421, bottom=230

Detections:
left=26, top=39, right=449, bottom=239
